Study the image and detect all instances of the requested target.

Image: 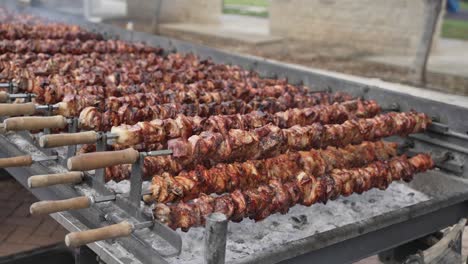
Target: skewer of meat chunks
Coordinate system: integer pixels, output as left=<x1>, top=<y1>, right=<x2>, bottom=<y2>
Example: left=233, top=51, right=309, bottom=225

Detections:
left=0, top=91, right=351, bottom=132
left=103, top=111, right=431, bottom=180
left=108, top=99, right=380, bottom=150
left=78, top=92, right=352, bottom=131
left=1, top=63, right=341, bottom=106
left=144, top=141, right=398, bottom=203
left=40, top=99, right=378, bottom=155
left=0, top=53, right=258, bottom=93
left=0, top=39, right=159, bottom=55
left=154, top=154, right=434, bottom=231
left=0, top=9, right=49, bottom=24
left=54, top=89, right=353, bottom=118
left=0, top=23, right=103, bottom=40
left=1, top=52, right=325, bottom=104
left=41, top=99, right=377, bottom=151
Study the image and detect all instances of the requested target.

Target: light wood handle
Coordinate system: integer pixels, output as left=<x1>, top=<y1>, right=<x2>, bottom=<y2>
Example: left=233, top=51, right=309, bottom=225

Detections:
left=65, top=221, right=133, bottom=248
left=0, top=102, right=36, bottom=116
left=28, top=172, right=84, bottom=188
left=39, top=131, right=99, bottom=148
left=30, top=196, right=91, bottom=215
left=67, top=148, right=139, bottom=171
left=0, top=155, right=33, bottom=168
left=0, top=91, right=9, bottom=103
left=4, top=115, right=68, bottom=131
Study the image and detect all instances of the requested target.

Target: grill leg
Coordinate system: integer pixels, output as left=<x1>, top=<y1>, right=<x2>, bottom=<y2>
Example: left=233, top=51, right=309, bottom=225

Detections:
left=94, top=134, right=107, bottom=183
left=204, top=213, right=228, bottom=264
left=74, top=246, right=100, bottom=264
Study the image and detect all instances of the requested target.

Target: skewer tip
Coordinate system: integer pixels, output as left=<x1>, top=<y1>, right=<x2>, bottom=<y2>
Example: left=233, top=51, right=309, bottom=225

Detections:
left=38, top=136, right=47, bottom=148
left=27, top=177, right=33, bottom=188
left=64, top=234, right=72, bottom=247
left=66, top=159, right=73, bottom=171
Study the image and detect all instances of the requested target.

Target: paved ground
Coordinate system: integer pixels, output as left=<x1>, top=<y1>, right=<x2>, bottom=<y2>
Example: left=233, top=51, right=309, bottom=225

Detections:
left=364, top=38, right=468, bottom=78
left=0, top=175, right=67, bottom=257
left=159, top=13, right=468, bottom=79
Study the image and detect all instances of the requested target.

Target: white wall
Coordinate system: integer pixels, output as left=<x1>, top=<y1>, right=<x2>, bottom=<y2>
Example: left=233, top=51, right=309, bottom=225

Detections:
left=269, top=0, right=445, bottom=55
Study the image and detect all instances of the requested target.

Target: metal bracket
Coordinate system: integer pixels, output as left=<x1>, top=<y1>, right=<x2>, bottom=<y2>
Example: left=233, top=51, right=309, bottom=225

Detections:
left=94, top=132, right=108, bottom=184
left=128, top=149, right=173, bottom=209
left=105, top=212, right=180, bottom=260
left=382, top=102, right=400, bottom=112
left=40, top=105, right=56, bottom=135
left=129, top=153, right=144, bottom=208
left=65, top=118, right=79, bottom=162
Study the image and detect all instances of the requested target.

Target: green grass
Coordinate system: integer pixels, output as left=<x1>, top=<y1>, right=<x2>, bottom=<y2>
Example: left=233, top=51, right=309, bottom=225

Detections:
left=461, top=1, right=468, bottom=10
left=223, top=0, right=269, bottom=17
left=442, top=19, right=468, bottom=40
left=223, top=8, right=269, bottom=17
left=224, top=0, right=269, bottom=7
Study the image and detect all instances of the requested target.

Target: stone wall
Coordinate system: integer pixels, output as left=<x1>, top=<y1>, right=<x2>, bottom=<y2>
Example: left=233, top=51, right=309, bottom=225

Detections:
left=269, top=0, right=445, bottom=55
left=127, top=0, right=222, bottom=24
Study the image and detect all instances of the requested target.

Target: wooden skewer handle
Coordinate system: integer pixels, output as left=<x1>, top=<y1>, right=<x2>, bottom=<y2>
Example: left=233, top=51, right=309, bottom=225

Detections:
left=28, top=172, right=84, bottom=188
left=0, top=91, right=9, bottom=103
left=30, top=196, right=92, bottom=215
left=0, top=102, right=36, bottom=116
left=0, top=155, right=33, bottom=168
left=67, top=148, right=139, bottom=171
left=65, top=221, right=133, bottom=248
left=4, top=115, right=68, bottom=131
left=39, top=131, right=99, bottom=148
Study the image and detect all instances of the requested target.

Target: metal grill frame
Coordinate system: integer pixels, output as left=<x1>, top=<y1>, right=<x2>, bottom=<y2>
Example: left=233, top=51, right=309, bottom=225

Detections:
left=1, top=2, right=468, bottom=264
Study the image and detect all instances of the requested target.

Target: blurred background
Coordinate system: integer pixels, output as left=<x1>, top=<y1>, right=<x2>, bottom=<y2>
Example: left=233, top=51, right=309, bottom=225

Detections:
left=29, top=0, right=468, bottom=96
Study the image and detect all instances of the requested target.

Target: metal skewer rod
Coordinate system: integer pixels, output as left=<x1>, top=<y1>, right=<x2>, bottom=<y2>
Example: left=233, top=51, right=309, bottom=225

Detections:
left=0, top=82, right=13, bottom=89
left=0, top=91, right=36, bottom=103
left=0, top=81, right=16, bottom=93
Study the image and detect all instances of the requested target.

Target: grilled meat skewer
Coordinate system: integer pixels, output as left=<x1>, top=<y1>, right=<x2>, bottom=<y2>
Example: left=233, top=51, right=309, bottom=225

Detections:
left=0, top=23, right=103, bottom=40
left=78, top=92, right=352, bottom=131
left=154, top=154, right=434, bottom=231
left=109, top=100, right=380, bottom=150
left=0, top=39, right=158, bottom=55
left=145, top=141, right=397, bottom=203
left=106, top=111, right=431, bottom=179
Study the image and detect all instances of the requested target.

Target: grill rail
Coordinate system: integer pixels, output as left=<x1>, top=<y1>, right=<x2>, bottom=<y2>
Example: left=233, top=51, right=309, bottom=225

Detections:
left=1, top=2, right=468, bottom=264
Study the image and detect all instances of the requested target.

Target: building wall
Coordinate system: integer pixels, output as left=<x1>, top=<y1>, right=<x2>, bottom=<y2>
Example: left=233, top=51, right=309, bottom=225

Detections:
left=127, top=0, right=222, bottom=24
left=269, top=0, right=445, bottom=55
